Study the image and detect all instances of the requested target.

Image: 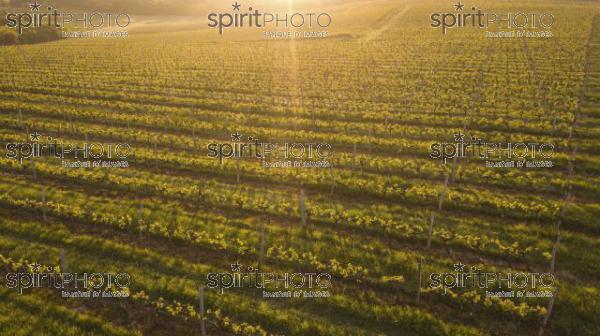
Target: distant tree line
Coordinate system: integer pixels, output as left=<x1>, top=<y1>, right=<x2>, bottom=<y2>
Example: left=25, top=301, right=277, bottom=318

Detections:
left=0, top=11, right=62, bottom=45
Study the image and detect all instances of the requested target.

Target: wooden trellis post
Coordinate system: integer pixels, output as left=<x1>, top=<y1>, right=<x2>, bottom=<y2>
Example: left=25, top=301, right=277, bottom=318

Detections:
left=352, top=143, right=357, bottom=170
left=31, top=159, right=37, bottom=180
left=368, top=128, right=372, bottom=154
left=137, top=204, right=143, bottom=236
left=60, top=248, right=68, bottom=274
left=153, top=142, right=158, bottom=169
left=258, top=219, right=267, bottom=269
left=198, top=285, right=207, bottom=336
left=18, top=109, right=23, bottom=129
left=426, top=212, right=435, bottom=249
left=538, top=288, right=558, bottom=336
left=134, top=202, right=141, bottom=221
left=550, top=234, right=561, bottom=274
left=329, top=165, right=335, bottom=195
left=41, top=186, right=47, bottom=221
left=236, top=156, right=241, bottom=184
left=427, top=168, right=451, bottom=248
left=417, top=257, right=423, bottom=304
left=299, top=189, right=307, bottom=226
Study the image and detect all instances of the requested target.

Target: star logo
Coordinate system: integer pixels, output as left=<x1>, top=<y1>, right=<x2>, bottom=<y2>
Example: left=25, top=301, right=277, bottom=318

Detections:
left=31, top=262, right=41, bottom=272
left=453, top=262, right=465, bottom=272
left=454, top=2, right=464, bottom=11
left=453, top=132, right=465, bottom=142
left=230, top=261, right=241, bottom=272
left=30, top=2, right=41, bottom=11
left=30, top=132, right=41, bottom=141
left=232, top=2, right=241, bottom=10
left=231, top=132, right=242, bottom=141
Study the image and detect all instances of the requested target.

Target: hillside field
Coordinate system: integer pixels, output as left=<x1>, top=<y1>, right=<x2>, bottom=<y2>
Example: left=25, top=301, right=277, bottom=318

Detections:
left=0, top=0, right=599, bottom=335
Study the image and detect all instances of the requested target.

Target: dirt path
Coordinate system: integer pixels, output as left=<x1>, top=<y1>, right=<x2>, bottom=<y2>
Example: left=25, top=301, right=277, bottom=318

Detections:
left=363, top=5, right=410, bottom=42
